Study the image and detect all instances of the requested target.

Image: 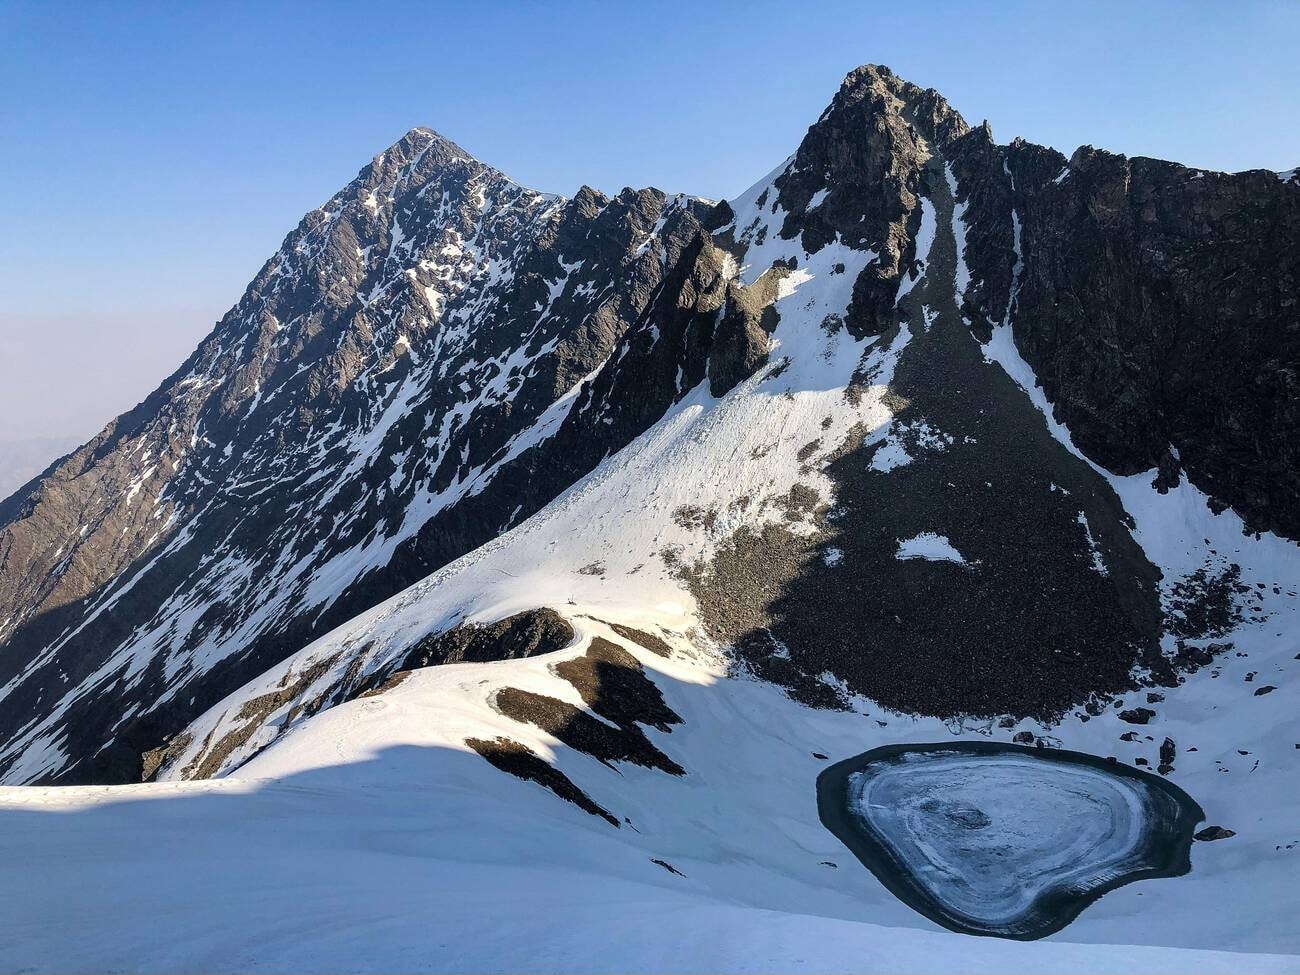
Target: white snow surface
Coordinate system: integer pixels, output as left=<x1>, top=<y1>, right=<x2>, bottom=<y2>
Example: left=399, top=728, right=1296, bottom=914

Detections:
left=896, top=532, right=968, bottom=564
left=3, top=611, right=1297, bottom=972
left=945, top=164, right=970, bottom=303
left=1, top=161, right=1298, bottom=973
left=869, top=439, right=913, bottom=472
left=895, top=196, right=936, bottom=305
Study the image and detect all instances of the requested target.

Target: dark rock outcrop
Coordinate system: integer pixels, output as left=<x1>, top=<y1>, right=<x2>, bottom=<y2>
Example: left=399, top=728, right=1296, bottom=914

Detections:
left=396, top=609, right=575, bottom=669
left=493, top=635, right=684, bottom=776
left=1194, top=825, right=1236, bottom=841
left=952, top=130, right=1300, bottom=539
left=494, top=686, right=683, bottom=775
left=1158, top=737, right=1177, bottom=775
left=603, top=623, right=674, bottom=658
left=684, top=80, right=1169, bottom=721
left=1119, top=708, right=1158, bottom=725
left=465, top=736, right=619, bottom=826
left=554, top=638, right=682, bottom=732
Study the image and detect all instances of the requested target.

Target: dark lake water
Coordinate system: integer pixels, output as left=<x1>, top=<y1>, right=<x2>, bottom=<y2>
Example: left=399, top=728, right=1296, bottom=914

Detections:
left=817, top=741, right=1204, bottom=940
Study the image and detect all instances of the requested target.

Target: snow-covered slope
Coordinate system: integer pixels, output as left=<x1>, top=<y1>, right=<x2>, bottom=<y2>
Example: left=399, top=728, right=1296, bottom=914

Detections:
left=2, top=504, right=1297, bottom=971
left=1, top=65, right=1297, bottom=971
left=0, top=130, right=715, bottom=784
left=2, top=650, right=1297, bottom=973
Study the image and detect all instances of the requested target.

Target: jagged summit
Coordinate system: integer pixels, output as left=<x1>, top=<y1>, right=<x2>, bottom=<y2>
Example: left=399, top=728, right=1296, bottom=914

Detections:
left=311, top=126, right=512, bottom=236
left=830, top=63, right=970, bottom=144
left=339, top=125, right=497, bottom=212
left=382, top=125, right=478, bottom=166
left=836, top=61, right=916, bottom=98
left=376, top=124, right=472, bottom=157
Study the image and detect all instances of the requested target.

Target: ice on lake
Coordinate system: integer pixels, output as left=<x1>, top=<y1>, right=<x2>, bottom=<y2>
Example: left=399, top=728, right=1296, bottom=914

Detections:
left=818, top=742, right=1204, bottom=939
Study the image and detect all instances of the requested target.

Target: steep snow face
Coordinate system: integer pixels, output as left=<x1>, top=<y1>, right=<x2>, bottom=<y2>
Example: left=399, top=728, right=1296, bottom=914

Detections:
left=0, top=133, right=713, bottom=784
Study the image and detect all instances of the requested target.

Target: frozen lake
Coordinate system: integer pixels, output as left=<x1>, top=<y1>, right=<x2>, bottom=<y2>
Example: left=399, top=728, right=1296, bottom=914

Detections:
left=817, top=742, right=1204, bottom=939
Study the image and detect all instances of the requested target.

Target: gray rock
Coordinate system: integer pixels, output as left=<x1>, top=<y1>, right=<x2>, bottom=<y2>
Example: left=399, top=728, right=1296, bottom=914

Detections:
left=1119, top=708, right=1158, bottom=725
left=1194, top=826, right=1236, bottom=841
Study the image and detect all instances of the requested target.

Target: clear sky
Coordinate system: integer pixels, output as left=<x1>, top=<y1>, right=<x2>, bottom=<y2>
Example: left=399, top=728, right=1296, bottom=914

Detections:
left=2, top=0, right=1297, bottom=446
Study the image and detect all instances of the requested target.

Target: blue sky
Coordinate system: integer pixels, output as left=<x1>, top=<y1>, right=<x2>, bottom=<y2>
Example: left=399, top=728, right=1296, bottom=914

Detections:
left=2, top=0, right=1297, bottom=442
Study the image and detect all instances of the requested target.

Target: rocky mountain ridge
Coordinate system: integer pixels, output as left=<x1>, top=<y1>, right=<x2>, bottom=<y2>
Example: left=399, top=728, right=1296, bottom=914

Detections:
left=1, top=64, right=1295, bottom=785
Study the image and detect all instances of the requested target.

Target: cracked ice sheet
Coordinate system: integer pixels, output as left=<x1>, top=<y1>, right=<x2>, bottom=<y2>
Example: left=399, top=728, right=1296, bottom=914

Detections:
left=846, top=749, right=1170, bottom=935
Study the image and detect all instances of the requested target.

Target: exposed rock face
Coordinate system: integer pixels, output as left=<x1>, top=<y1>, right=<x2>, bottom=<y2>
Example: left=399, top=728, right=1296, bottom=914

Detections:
left=678, top=66, right=1298, bottom=723
left=1, top=64, right=1295, bottom=783
left=766, top=64, right=968, bottom=339
left=395, top=608, right=575, bottom=669
left=465, top=736, right=620, bottom=826
left=0, top=132, right=756, bottom=785
left=685, top=69, right=1170, bottom=721
left=951, top=128, right=1300, bottom=538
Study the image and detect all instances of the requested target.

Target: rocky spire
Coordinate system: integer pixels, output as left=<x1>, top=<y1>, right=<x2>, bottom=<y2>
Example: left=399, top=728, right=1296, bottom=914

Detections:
left=763, top=64, right=968, bottom=337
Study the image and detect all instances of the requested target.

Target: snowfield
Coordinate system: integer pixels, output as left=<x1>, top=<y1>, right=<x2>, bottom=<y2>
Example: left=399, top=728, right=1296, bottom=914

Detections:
left=1, top=642, right=1297, bottom=973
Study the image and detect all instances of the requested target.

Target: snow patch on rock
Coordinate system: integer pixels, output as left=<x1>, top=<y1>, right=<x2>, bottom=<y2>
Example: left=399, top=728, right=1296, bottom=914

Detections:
left=895, top=532, right=967, bottom=564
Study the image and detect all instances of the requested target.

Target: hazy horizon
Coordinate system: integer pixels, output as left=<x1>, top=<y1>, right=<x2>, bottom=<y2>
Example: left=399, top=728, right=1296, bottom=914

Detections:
left=3, top=0, right=1297, bottom=452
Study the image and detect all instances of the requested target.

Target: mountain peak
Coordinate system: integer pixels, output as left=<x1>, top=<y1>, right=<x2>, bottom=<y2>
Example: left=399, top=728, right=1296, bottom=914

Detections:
left=399, top=125, right=464, bottom=151
left=343, top=126, right=497, bottom=210
left=378, top=126, right=478, bottom=168
left=839, top=61, right=896, bottom=87
left=831, top=63, right=969, bottom=145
